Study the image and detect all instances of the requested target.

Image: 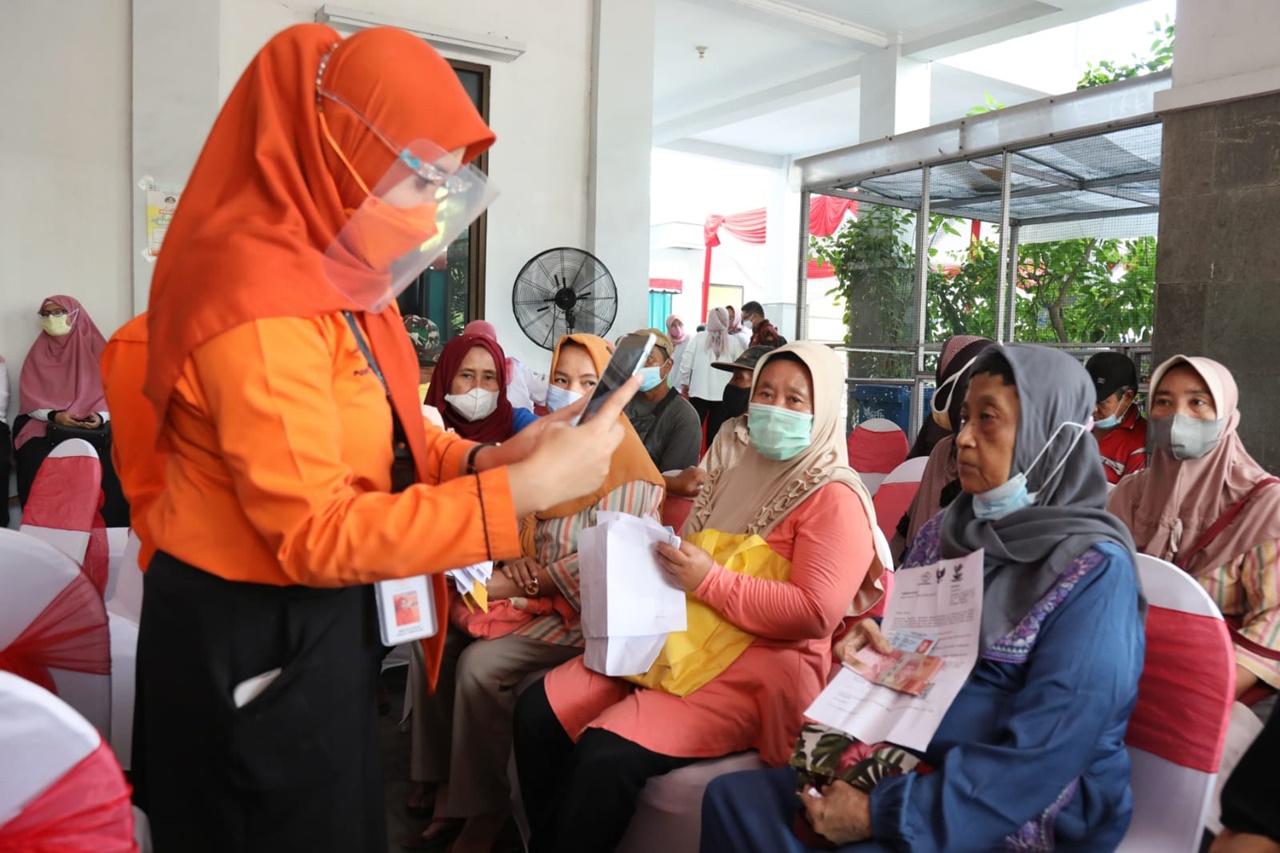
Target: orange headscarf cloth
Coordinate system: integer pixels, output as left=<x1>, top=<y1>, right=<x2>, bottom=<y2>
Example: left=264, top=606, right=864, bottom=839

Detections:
left=524, top=334, right=665, bottom=535
left=144, top=23, right=494, bottom=471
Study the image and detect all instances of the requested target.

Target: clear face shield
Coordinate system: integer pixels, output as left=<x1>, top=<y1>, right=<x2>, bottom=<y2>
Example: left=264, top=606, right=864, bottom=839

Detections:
left=318, top=88, right=499, bottom=314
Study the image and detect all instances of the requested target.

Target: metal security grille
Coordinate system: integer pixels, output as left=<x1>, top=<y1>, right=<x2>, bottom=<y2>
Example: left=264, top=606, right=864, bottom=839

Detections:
left=799, top=73, right=1167, bottom=436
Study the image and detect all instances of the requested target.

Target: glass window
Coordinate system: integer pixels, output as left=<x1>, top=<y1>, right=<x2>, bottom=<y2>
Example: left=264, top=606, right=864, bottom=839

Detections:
left=396, top=60, right=490, bottom=343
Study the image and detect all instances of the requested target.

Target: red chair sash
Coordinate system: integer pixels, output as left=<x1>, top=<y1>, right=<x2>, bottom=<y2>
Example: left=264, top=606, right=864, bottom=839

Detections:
left=0, top=741, right=136, bottom=851
left=0, top=575, right=110, bottom=693
left=1125, top=605, right=1234, bottom=773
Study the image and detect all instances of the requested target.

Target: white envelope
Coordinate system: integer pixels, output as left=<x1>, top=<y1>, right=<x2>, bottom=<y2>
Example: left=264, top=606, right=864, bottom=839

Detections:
left=584, top=633, right=668, bottom=677
left=578, top=512, right=687, bottom=641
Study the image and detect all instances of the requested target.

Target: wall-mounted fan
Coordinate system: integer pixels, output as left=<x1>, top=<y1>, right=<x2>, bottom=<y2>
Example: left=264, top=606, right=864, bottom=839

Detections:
left=512, top=247, right=618, bottom=350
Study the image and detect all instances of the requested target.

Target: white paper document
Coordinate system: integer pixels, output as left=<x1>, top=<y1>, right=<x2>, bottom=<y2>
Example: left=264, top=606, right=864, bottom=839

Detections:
left=804, top=549, right=984, bottom=752
left=578, top=512, right=687, bottom=676
left=585, top=634, right=669, bottom=677
left=445, top=561, right=494, bottom=597
left=579, top=512, right=686, bottom=640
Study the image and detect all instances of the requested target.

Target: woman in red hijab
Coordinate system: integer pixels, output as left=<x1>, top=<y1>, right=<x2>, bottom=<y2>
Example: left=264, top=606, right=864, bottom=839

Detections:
left=126, top=24, right=639, bottom=852
left=424, top=332, right=538, bottom=441
left=13, top=295, right=129, bottom=526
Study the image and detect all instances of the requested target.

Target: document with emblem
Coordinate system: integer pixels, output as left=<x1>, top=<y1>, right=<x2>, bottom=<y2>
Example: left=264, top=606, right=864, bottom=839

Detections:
left=804, top=549, right=984, bottom=751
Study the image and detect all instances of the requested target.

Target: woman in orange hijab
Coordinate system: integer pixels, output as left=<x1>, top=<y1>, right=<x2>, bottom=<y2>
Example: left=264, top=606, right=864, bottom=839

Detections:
left=127, top=24, right=639, bottom=853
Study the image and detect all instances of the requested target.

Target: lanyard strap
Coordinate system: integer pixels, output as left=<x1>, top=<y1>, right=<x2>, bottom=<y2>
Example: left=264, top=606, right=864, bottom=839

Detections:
left=342, top=311, right=416, bottom=494
left=343, top=311, right=389, bottom=394
left=1176, top=477, right=1280, bottom=569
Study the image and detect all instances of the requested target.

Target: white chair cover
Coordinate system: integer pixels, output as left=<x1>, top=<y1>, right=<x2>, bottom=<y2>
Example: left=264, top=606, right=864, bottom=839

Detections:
left=1118, top=554, right=1236, bottom=852
left=0, top=529, right=111, bottom=734
left=871, top=456, right=928, bottom=542
left=617, top=751, right=768, bottom=853
left=19, top=438, right=102, bottom=566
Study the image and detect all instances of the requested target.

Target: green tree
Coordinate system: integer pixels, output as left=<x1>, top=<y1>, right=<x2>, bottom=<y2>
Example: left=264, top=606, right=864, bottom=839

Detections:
left=1077, top=18, right=1174, bottom=89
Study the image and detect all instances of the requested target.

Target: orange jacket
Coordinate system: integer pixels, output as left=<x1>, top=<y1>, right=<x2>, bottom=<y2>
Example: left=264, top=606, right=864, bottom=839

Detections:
left=101, top=314, right=164, bottom=570
left=148, top=312, right=522, bottom=592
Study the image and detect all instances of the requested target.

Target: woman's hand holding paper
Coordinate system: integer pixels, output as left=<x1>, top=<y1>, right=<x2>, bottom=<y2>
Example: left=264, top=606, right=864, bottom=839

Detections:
left=654, top=539, right=714, bottom=592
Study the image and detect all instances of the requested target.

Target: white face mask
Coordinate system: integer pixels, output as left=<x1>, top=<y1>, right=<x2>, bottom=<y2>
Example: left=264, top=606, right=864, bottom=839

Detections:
left=445, top=388, right=498, bottom=422
left=545, top=385, right=584, bottom=425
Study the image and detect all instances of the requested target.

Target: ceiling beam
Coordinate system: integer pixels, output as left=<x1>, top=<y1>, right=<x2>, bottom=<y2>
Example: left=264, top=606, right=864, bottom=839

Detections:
left=725, top=0, right=888, bottom=49
left=659, top=139, right=788, bottom=170
left=902, top=0, right=1146, bottom=63
left=653, top=59, right=861, bottom=146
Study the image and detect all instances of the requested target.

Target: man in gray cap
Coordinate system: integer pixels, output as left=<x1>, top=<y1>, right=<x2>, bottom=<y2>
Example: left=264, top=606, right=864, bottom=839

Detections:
left=1085, top=351, right=1148, bottom=484
left=705, top=344, right=775, bottom=446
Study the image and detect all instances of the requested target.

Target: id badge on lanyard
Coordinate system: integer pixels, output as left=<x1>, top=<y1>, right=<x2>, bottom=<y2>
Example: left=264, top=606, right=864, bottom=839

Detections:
left=343, top=312, right=438, bottom=643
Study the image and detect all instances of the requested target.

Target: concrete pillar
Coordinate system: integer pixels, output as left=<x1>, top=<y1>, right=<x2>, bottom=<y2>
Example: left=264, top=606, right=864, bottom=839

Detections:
left=1155, top=0, right=1280, bottom=468
left=131, top=0, right=222, bottom=313
left=859, top=45, right=931, bottom=143
left=587, top=0, right=656, bottom=337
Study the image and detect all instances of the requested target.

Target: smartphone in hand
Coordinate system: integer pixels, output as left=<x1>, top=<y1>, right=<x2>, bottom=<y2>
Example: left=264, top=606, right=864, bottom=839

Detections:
left=580, top=332, right=656, bottom=423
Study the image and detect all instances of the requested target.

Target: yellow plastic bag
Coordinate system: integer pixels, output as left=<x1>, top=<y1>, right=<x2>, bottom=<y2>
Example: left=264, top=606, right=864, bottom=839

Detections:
left=624, top=528, right=791, bottom=697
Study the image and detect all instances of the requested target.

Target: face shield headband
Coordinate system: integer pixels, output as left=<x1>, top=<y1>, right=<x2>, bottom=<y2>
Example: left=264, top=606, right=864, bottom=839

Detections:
left=316, top=53, right=498, bottom=313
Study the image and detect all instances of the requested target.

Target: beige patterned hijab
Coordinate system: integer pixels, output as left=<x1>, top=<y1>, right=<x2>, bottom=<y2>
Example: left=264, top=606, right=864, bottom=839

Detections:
left=687, top=342, right=883, bottom=609
left=1109, top=355, right=1280, bottom=576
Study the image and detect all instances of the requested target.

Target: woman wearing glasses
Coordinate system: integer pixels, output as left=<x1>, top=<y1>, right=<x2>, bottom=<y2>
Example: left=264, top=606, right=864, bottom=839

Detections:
left=126, top=24, right=641, bottom=852
left=13, top=295, right=130, bottom=525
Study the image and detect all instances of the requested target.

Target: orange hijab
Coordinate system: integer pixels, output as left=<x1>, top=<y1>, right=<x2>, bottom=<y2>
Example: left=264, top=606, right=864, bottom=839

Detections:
left=144, top=23, right=495, bottom=478
left=535, top=334, right=665, bottom=520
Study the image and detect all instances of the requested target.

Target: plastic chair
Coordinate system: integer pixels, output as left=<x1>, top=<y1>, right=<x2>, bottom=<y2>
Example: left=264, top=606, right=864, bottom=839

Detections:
left=616, top=751, right=768, bottom=853
left=20, top=439, right=108, bottom=594
left=662, top=495, right=696, bottom=534
left=847, top=418, right=909, bottom=496
left=871, top=457, right=928, bottom=543
left=0, top=671, right=139, bottom=851
left=1118, top=553, right=1236, bottom=852
left=0, top=529, right=111, bottom=735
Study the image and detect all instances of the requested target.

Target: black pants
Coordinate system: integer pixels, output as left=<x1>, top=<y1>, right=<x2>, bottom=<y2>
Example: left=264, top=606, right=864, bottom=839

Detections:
left=13, top=416, right=131, bottom=527
left=514, top=679, right=699, bottom=853
left=0, top=421, right=11, bottom=529
left=134, top=552, right=386, bottom=853
left=690, top=397, right=719, bottom=427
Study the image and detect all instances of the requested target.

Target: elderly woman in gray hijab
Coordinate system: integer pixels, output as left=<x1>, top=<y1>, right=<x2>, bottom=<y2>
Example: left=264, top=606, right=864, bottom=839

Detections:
left=701, top=344, right=1146, bottom=853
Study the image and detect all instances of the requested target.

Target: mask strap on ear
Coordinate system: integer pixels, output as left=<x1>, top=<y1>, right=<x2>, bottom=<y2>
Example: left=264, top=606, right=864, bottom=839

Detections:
left=318, top=106, right=373, bottom=198
left=1025, top=421, right=1090, bottom=497
left=931, top=352, right=983, bottom=416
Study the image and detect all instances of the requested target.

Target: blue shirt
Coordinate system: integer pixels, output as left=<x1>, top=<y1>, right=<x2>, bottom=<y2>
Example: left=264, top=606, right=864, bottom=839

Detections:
left=512, top=407, right=538, bottom=434
left=866, top=514, right=1146, bottom=852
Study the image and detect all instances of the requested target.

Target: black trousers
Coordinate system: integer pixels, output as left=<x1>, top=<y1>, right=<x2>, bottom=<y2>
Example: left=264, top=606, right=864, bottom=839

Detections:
left=0, top=421, right=11, bottom=529
left=514, top=678, right=699, bottom=853
left=690, top=397, right=720, bottom=428
left=13, top=415, right=131, bottom=527
left=133, top=552, right=387, bottom=853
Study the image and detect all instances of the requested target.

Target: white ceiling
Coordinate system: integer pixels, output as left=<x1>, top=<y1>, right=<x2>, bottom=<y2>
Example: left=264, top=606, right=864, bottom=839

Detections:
left=653, top=0, right=1156, bottom=162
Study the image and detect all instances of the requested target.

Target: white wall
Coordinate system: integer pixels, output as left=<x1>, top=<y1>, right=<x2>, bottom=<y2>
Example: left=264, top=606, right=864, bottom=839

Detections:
left=0, top=1, right=132, bottom=423
left=1158, top=0, right=1280, bottom=111
left=218, top=0, right=596, bottom=371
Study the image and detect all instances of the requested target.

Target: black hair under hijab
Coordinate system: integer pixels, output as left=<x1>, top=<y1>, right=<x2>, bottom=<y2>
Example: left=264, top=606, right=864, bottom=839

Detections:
left=940, top=344, right=1143, bottom=651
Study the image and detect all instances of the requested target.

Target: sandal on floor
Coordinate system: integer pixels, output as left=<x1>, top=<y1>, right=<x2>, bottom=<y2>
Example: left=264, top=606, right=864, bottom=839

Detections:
left=399, top=818, right=464, bottom=851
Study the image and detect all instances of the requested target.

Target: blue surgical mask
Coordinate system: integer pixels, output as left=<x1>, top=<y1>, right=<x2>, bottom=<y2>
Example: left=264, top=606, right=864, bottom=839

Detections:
left=1093, top=398, right=1132, bottom=431
left=748, top=403, right=813, bottom=461
left=545, top=385, right=584, bottom=425
left=638, top=366, right=665, bottom=392
left=972, top=421, right=1090, bottom=520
